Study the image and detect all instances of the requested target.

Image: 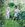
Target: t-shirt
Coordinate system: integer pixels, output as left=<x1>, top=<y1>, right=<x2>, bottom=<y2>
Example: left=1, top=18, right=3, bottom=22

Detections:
left=14, top=8, right=20, bottom=17
left=14, top=8, right=20, bottom=14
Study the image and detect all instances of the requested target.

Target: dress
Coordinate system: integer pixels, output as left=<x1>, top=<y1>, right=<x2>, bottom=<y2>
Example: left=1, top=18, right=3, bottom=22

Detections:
left=6, top=7, right=10, bottom=19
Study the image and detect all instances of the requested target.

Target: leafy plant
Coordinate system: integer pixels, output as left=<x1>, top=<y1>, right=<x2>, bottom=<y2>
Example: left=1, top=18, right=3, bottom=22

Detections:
left=8, top=3, right=15, bottom=8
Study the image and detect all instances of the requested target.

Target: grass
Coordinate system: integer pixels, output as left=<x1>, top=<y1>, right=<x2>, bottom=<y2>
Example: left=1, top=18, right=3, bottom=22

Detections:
left=2, top=19, right=21, bottom=27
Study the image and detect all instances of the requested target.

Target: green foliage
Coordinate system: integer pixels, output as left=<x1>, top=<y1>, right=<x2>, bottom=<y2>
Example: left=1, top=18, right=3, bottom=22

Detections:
left=18, top=3, right=23, bottom=10
left=20, top=11, right=25, bottom=20
left=8, top=3, right=15, bottom=8
left=0, top=5, right=6, bottom=20
left=0, top=0, right=4, bottom=8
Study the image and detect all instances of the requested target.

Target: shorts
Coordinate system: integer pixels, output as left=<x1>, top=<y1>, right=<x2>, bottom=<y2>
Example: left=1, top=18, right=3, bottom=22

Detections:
left=14, top=13, right=18, bottom=17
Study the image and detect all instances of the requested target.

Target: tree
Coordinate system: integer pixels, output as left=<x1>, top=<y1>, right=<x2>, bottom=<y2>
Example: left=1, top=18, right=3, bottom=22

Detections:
left=0, top=0, right=7, bottom=20
left=8, top=3, right=15, bottom=8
